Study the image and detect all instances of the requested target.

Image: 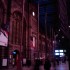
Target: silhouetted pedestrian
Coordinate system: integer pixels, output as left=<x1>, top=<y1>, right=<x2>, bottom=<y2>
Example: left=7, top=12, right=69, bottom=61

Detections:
left=56, top=58, right=59, bottom=65
left=44, top=59, right=51, bottom=70
left=53, top=59, right=56, bottom=70
left=34, top=59, right=40, bottom=70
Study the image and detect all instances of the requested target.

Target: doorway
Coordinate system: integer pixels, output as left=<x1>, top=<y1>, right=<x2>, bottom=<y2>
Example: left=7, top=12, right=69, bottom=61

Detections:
left=12, top=50, right=20, bottom=66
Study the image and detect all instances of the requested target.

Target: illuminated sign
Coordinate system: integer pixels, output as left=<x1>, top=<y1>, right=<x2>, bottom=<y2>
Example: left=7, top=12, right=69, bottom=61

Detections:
left=0, top=29, right=8, bottom=46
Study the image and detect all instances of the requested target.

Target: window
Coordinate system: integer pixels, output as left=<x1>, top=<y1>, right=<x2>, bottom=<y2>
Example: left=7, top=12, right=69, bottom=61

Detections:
left=12, top=11, right=22, bottom=45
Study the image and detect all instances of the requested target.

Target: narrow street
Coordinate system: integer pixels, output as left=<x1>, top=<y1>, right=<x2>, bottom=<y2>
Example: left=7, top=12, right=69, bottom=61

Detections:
left=0, top=0, right=70, bottom=70
left=5, top=61, right=69, bottom=70
left=25, top=61, right=69, bottom=70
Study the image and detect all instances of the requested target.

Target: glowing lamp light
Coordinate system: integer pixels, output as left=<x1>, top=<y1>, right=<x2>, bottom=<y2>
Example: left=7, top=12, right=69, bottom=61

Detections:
left=55, top=34, right=58, bottom=37
left=69, top=26, right=70, bottom=28
left=32, top=12, right=35, bottom=16
left=53, top=41, right=55, bottom=43
left=62, top=36, right=64, bottom=38
left=64, top=50, right=66, bottom=52
left=55, top=50, right=59, bottom=52
left=9, top=55, right=12, bottom=59
left=13, top=52, right=16, bottom=54
left=33, top=37, right=35, bottom=47
left=59, top=29, right=60, bottom=31
left=60, top=55, right=63, bottom=57
left=59, top=50, right=63, bottom=52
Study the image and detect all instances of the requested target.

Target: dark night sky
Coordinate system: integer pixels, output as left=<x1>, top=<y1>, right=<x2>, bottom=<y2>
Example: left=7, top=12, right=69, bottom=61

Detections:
left=31, top=0, right=59, bottom=34
left=29, top=0, right=70, bottom=53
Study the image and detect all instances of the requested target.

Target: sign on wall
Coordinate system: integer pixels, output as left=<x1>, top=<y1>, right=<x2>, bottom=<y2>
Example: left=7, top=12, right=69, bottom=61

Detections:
left=2, top=59, right=8, bottom=66
left=0, top=30, right=8, bottom=46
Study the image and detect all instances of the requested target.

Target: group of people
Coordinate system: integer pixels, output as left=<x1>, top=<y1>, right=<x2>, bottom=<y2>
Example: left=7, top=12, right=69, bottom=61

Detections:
left=34, top=58, right=51, bottom=70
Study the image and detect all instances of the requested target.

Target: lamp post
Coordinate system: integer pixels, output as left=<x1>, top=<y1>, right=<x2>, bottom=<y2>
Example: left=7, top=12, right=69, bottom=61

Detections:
left=37, top=2, right=39, bottom=59
left=45, top=10, right=48, bottom=58
left=6, top=0, right=12, bottom=68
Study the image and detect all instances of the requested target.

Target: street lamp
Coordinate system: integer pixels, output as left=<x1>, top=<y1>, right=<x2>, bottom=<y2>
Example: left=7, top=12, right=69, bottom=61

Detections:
left=32, top=12, right=35, bottom=16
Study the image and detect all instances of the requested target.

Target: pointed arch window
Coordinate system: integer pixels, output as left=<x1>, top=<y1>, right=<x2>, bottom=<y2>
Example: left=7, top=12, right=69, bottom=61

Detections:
left=11, top=11, right=22, bottom=45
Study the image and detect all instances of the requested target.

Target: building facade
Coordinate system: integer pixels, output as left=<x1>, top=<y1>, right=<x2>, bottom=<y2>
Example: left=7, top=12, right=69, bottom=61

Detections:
left=58, top=0, right=69, bottom=38
left=0, top=0, right=9, bottom=65
left=0, top=0, right=56, bottom=68
left=0, top=0, right=38, bottom=68
left=9, top=0, right=38, bottom=65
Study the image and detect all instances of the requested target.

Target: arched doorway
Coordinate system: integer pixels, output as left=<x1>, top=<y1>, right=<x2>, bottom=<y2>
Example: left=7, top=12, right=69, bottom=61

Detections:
left=12, top=50, right=22, bottom=70
left=12, top=50, right=20, bottom=66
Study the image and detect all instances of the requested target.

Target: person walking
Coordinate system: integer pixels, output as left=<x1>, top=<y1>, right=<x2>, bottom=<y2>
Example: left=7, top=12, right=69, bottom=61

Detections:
left=34, top=59, right=40, bottom=70
left=44, top=58, right=51, bottom=70
left=53, top=59, right=56, bottom=70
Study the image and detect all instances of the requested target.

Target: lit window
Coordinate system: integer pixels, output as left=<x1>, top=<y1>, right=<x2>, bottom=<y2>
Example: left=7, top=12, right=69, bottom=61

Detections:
left=33, top=37, right=35, bottom=47
left=59, top=29, right=60, bottom=31
left=62, top=36, right=64, bottom=38
left=59, top=50, right=63, bottom=52
left=59, top=40, right=60, bottom=42
left=53, top=40, right=55, bottom=43
left=55, top=53, right=59, bottom=55
left=60, top=53, right=64, bottom=56
left=13, top=51, right=16, bottom=54
left=64, top=50, right=66, bottom=52
left=55, top=50, right=59, bottom=52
